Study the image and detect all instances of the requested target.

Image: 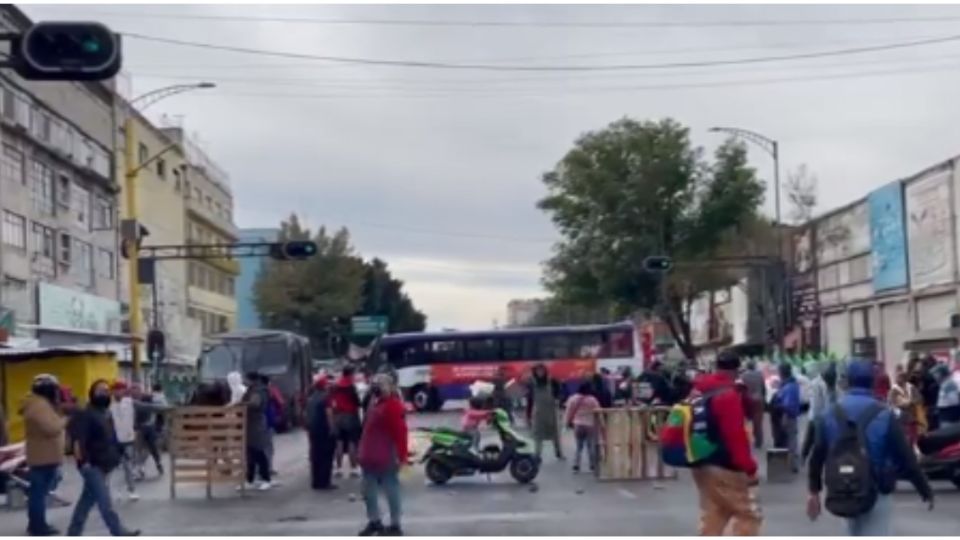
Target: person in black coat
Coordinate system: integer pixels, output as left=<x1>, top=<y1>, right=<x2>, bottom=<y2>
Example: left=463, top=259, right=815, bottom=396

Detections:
left=306, top=375, right=337, bottom=490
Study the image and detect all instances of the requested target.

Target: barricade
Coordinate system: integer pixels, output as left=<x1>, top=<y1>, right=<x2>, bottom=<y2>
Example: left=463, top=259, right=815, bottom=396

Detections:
left=594, top=407, right=677, bottom=482
left=169, top=405, right=246, bottom=499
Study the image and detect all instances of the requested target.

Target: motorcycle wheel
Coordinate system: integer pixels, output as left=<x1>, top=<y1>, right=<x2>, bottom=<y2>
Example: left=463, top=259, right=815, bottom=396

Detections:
left=509, top=456, right=539, bottom=484
left=425, top=459, right=453, bottom=485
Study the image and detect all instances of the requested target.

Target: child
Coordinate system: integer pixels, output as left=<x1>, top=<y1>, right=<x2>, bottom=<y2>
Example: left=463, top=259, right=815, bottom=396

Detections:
left=461, top=396, right=490, bottom=450
left=564, top=381, right=601, bottom=473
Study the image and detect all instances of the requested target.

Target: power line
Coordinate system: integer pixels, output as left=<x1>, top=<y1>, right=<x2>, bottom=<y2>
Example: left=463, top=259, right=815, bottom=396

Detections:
left=123, top=31, right=960, bottom=72
left=77, top=9, right=960, bottom=29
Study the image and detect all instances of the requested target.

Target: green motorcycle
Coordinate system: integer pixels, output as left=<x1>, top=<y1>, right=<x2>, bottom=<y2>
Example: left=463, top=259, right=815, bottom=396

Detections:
left=419, top=409, right=540, bottom=485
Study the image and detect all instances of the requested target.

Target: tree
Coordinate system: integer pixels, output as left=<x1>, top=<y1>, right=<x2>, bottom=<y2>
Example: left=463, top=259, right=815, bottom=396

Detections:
left=538, top=118, right=766, bottom=359
left=253, top=214, right=366, bottom=355
left=785, top=164, right=818, bottom=224
left=357, top=258, right=427, bottom=334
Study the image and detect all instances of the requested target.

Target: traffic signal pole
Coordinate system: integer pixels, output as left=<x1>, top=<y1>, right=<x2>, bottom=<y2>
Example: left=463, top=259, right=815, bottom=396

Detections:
left=123, top=115, right=145, bottom=382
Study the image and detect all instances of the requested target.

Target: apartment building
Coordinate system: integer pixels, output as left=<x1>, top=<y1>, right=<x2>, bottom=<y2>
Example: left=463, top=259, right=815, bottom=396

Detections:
left=235, top=227, right=278, bottom=329
left=161, top=127, right=239, bottom=339
left=0, top=6, right=122, bottom=347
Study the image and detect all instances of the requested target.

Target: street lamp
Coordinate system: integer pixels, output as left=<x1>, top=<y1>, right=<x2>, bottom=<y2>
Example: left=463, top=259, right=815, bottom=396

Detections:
left=123, top=82, right=216, bottom=382
left=708, top=126, right=786, bottom=353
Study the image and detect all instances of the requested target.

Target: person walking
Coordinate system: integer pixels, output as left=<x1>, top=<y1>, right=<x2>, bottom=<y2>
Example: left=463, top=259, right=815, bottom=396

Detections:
left=331, top=366, right=363, bottom=479
left=889, top=368, right=920, bottom=448
left=241, top=372, right=272, bottom=491
left=690, top=351, right=761, bottom=536
left=740, top=361, right=766, bottom=449
left=564, top=381, right=600, bottom=473
left=806, top=360, right=934, bottom=536
left=802, top=362, right=838, bottom=461
left=66, top=380, right=140, bottom=536
left=131, top=385, right=164, bottom=479
left=108, top=381, right=139, bottom=501
left=591, top=373, right=613, bottom=409
left=357, top=374, right=408, bottom=536
left=21, top=374, right=66, bottom=536
left=774, top=363, right=802, bottom=472
left=526, top=363, right=565, bottom=461
left=306, top=374, right=337, bottom=491
left=933, top=363, right=960, bottom=428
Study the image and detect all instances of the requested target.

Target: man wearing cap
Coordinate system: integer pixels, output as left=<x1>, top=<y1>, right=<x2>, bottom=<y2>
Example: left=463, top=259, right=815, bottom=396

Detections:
left=306, top=373, right=337, bottom=490
left=20, top=374, right=66, bottom=536
left=690, top=351, right=762, bottom=536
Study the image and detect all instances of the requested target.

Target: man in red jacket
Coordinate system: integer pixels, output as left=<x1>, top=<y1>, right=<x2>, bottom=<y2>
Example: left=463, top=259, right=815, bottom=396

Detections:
left=357, top=374, right=408, bottom=536
left=691, top=351, right=762, bottom=536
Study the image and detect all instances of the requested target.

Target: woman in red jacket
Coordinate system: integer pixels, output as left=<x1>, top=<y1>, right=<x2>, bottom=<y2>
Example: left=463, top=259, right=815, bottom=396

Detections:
left=357, top=374, right=408, bottom=536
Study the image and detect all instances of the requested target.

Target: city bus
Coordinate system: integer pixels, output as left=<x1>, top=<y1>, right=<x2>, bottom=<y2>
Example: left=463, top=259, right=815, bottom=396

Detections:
left=198, top=329, right=313, bottom=430
left=370, top=322, right=642, bottom=411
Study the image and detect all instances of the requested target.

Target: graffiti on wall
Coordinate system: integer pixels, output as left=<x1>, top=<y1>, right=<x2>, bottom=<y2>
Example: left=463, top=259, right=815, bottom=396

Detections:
left=906, top=168, right=954, bottom=290
left=816, top=202, right=870, bottom=266
left=868, top=181, right=909, bottom=292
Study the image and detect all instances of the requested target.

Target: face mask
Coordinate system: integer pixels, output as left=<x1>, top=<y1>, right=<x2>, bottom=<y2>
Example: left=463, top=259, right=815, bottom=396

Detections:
left=90, top=394, right=111, bottom=408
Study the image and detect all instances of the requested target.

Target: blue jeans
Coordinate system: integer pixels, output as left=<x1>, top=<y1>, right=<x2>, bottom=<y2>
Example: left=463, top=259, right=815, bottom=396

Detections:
left=846, top=494, right=891, bottom=536
left=67, top=467, right=126, bottom=536
left=361, top=469, right=401, bottom=527
left=27, top=464, right=59, bottom=535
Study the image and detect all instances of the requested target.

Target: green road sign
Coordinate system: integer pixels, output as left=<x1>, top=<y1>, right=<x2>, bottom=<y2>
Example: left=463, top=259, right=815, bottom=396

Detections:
left=351, top=316, right=388, bottom=336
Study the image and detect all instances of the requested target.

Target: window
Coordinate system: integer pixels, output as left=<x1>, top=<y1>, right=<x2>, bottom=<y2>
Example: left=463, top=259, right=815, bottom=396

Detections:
left=215, top=202, right=222, bottom=217
left=386, top=341, right=425, bottom=367
left=1, top=87, right=15, bottom=120
left=606, top=331, right=634, bottom=358
left=198, top=266, right=208, bottom=289
left=502, top=337, right=537, bottom=361
left=464, top=338, right=498, bottom=361
left=538, top=335, right=571, bottom=359
left=74, top=239, right=92, bottom=286
left=57, top=174, right=70, bottom=209
left=31, top=110, right=51, bottom=142
left=188, top=263, right=197, bottom=286
left=72, top=184, right=90, bottom=230
left=2, top=211, right=26, bottom=249
left=571, top=332, right=605, bottom=358
left=173, top=168, right=181, bottom=191
left=157, top=159, right=166, bottom=179
left=32, top=222, right=55, bottom=259
left=137, top=143, right=149, bottom=165
left=193, top=187, right=201, bottom=201
left=427, top=340, right=462, bottom=363
left=218, top=315, right=228, bottom=333
left=59, top=233, right=71, bottom=267
left=30, top=160, right=54, bottom=215
left=205, top=195, right=212, bottom=209
left=818, top=263, right=840, bottom=290
left=1, top=145, right=23, bottom=185
left=97, top=248, right=115, bottom=279
left=93, top=196, right=113, bottom=230
left=849, top=254, right=872, bottom=284
left=225, top=277, right=235, bottom=296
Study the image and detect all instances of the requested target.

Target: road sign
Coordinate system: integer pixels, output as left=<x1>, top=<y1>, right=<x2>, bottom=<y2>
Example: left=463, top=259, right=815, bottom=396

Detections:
left=351, top=316, right=388, bottom=336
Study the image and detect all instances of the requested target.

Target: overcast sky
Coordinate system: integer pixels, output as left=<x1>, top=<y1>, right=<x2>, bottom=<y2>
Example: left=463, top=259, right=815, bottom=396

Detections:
left=23, top=3, right=960, bottom=330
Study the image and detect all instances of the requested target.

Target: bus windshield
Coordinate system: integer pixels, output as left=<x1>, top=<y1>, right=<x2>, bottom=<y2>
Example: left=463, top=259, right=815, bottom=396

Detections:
left=200, top=338, right=291, bottom=380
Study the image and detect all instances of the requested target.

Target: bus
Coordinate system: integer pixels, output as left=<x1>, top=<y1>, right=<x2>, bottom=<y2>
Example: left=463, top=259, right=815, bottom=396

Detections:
left=198, top=329, right=313, bottom=430
left=370, top=322, right=642, bottom=411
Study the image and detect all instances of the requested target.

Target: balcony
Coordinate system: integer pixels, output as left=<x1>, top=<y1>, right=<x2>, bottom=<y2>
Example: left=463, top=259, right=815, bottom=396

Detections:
left=185, top=196, right=239, bottom=240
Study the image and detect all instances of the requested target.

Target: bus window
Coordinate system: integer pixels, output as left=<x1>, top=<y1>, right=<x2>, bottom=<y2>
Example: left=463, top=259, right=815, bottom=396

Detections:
left=503, top=336, right=538, bottom=361
left=464, top=338, right=498, bottom=361
left=538, top=334, right=572, bottom=360
left=607, top=331, right=634, bottom=358
left=571, top=332, right=604, bottom=358
left=428, top=340, right=462, bottom=363
left=387, top=341, right=425, bottom=368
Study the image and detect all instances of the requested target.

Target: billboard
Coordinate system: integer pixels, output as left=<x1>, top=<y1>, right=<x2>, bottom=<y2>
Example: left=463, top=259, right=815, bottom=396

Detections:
left=868, top=181, right=909, bottom=291
left=816, top=202, right=870, bottom=266
left=906, top=168, right=955, bottom=290
left=38, top=283, right=121, bottom=334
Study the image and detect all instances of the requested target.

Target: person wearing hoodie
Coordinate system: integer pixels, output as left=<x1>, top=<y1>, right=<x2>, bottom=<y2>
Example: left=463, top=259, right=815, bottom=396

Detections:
left=21, top=374, right=66, bottom=536
left=306, top=374, right=337, bottom=491
left=66, top=380, right=139, bottom=537
left=773, top=363, right=802, bottom=472
left=807, top=360, right=933, bottom=535
left=357, top=374, right=408, bottom=536
left=226, top=372, right=246, bottom=406
left=241, top=372, right=272, bottom=490
left=691, top=351, right=761, bottom=536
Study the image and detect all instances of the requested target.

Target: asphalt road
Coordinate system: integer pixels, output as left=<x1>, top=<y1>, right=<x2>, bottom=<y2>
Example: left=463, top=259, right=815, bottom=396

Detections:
left=1, top=409, right=959, bottom=536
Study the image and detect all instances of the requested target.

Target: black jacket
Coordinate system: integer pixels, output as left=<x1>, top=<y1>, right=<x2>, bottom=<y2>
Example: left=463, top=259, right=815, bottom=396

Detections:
left=68, top=406, right=121, bottom=473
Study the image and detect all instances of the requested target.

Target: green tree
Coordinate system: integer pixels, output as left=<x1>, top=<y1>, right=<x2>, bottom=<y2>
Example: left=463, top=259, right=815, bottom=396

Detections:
left=357, top=258, right=427, bottom=334
left=253, top=214, right=366, bottom=355
left=538, top=118, right=767, bottom=359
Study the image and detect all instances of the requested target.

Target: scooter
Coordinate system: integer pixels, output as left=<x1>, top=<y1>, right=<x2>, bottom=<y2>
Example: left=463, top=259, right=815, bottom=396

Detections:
left=915, top=424, right=960, bottom=489
left=420, top=408, right=540, bottom=485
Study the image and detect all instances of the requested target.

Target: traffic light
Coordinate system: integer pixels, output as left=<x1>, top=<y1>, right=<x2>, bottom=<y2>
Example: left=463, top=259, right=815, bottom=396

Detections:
left=643, top=256, right=673, bottom=273
left=119, top=220, right=149, bottom=259
left=270, top=241, right=318, bottom=261
left=9, top=22, right=121, bottom=81
left=147, top=329, right=165, bottom=363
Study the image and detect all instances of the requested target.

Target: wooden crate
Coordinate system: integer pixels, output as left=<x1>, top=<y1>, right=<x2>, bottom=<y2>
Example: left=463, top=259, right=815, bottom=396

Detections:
left=169, top=406, right=246, bottom=499
left=594, top=407, right=677, bottom=482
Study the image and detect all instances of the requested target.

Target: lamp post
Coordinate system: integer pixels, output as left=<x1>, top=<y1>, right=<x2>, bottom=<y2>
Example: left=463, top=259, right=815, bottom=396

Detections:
left=123, top=82, right=215, bottom=382
left=708, top=126, right=786, bottom=353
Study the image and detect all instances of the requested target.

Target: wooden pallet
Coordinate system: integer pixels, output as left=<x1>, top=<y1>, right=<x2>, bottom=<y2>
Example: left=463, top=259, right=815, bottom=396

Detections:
left=594, top=407, right=677, bottom=482
left=169, top=406, right=247, bottom=499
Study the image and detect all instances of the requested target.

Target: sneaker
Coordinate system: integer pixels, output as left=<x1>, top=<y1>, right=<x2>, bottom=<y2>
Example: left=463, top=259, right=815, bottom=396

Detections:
left=235, top=483, right=256, bottom=492
left=120, top=529, right=141, bottom=536
left=127, top=491, right=140, bottom=502
left=257, top=481, right=273, bottom=491
left=383, top=525, right=404, bottom=536
left=26, top=526, right=60, bottom=536
left=359, top=521, right=384, bottom=536
left=334, top=469, right=344, bottom=479
left=349, top=468, right=361, bottom=479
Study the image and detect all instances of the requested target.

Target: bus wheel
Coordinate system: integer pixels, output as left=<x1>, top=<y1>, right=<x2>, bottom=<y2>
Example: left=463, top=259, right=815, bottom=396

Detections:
left=411, top=385, right=435, bottom=412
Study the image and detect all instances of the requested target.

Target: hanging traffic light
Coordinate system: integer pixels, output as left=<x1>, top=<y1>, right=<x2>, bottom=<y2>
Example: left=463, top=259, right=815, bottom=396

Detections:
left=643, top=256, right=673, bottom=273
left=270, top=241, right=318, bottom=261
left=10, top=22, right=121, bottom=81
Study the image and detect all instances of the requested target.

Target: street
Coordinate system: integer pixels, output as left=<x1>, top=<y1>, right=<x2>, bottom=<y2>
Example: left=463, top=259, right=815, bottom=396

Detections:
left=1, top=408, right=959, bottom=536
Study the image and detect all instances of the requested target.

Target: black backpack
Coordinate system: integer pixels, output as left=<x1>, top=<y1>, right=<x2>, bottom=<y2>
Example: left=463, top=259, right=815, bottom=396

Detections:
left=823, top=404, right=885, bottom=518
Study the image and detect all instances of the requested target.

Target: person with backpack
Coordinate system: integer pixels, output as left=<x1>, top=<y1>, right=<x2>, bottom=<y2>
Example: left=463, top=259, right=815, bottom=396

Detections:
left=662, top=351, right=761, bottom=536
left=806, top=360, right=933, bottom=536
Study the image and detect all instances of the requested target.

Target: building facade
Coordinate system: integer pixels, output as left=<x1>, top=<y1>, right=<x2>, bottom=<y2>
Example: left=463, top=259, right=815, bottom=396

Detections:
left=506, top=298, right=544, bottom=327
left=0, top=6, right=122, bottom=348
left=235, top=227, right=278, bottom=329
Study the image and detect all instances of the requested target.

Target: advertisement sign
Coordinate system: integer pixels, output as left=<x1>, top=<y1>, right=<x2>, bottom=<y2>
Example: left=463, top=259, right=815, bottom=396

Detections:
left=38, top=283, right=121, bottom=334
left=351, top=315, right=388, bottom=336
left=868, top=181, right=909, bottom=291
left=430, top=359, right=595, bottom=386
left=906, top=169, right=955, bottom=290
left=816, top=202, right=870, bottom=266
